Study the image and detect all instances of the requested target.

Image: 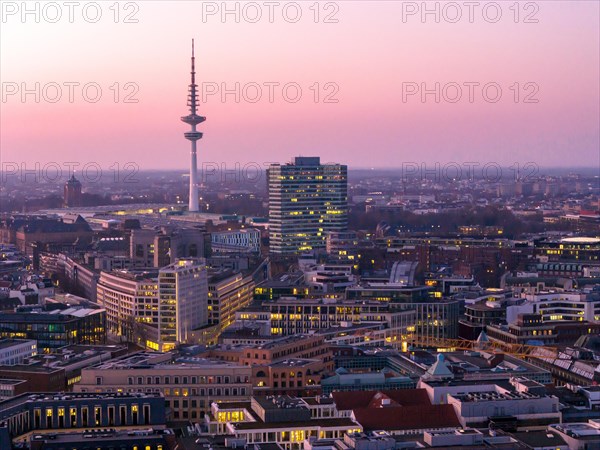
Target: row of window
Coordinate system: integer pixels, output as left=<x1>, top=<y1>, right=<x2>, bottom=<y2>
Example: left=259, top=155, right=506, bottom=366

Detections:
left=115, top=375, right=248, bottom=386
left=88, top=386, right=248, bottom=400
left=32, top=404, right=151, bottom=429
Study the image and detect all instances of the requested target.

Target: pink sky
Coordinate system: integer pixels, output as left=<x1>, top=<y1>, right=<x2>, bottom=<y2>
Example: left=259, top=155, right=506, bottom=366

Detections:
left=1, top=1, right=599, bottom=170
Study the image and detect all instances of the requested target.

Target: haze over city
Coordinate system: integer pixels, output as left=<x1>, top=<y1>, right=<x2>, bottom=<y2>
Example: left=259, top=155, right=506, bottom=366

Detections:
left=1, top=1, right=599, bottom=170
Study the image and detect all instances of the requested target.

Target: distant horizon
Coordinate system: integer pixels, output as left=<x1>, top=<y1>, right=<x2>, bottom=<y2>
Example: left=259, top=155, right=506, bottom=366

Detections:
left=2, top=164, right=597, bottom=172
left=2, top=2, right=599, bottom=168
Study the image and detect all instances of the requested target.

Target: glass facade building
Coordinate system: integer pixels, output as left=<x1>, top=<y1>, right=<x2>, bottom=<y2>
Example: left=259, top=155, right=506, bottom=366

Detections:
left=0, top=309, right=106, bottom=352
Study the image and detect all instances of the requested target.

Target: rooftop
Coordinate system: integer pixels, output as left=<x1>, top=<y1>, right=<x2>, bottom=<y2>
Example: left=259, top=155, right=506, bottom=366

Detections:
left=451, top=390, right=542, bottom=402
left=92, top=351, right=247, bottom=371
left=104, top=269, right=159, bottom=282
left=511, top=430, right=567, bottom=447
left=0, top=338, right=35, bottom=350
left=30, top=427, right=172, bottom=444
left=0, top=378, right=28, bottom=386
left=270, top=358, right=317, bottom=368
left=0, top=392, right=161, bottom=417
left=230, top=417, right=356, bottom=431
left=253, top=395, right=307, bottom=411
left=561, top=237, right=600, bottom=244
left=550, top=421, right=600, bottom=440
left=332, top=389, right=431, bottom=411
left=353, top=403, right=461, bottom=432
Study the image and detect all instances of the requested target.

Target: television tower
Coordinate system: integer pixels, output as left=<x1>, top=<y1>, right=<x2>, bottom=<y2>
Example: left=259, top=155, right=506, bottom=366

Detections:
left=181, top=39, right=205, bottom=212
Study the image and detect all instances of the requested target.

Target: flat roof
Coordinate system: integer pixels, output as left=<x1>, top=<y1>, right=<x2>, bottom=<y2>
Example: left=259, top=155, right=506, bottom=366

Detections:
left=253, top=395, right=308, bottom=411
left=0, top=378, right=28, bottom=386
left=0, top=338, right=35, bottom=349
left=561, top=237, right=600, bottom=244
left=93, top=352, right=247, bottom=370
left=30, top=428, right=171, bottom=443
left=452, top=390, right=542, bottom=403
left=231, top=417, right=357, bottom=431
left=270, top=358, right=318, bottom=368
left=551, top=422, right=600, bottom=440
left=511, top=430, right=566, bottom=447
left=213, top=401, right=252, bottom=410
left=0, top=392, right=162, bottom=416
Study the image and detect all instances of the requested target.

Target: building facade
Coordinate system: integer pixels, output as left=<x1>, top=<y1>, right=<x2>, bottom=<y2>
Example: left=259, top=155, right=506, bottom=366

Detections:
left=211, top=228, right=261, bottom=253
left=268, top=157, right=348, bottom=254
left=0, top=339, right=37, bottom=365
left=158, top=259, right=208, bottom=350
left=0, top=392, right=165, bottom=440
left=96, top=270, right=159, bottom=343
left=75, top=352, right=252, bottom=420
left=236, top=298, right=417, bottom=343
left=0, top=308, right=106, bottom=351
left=130, top=227, right=206, bottom=268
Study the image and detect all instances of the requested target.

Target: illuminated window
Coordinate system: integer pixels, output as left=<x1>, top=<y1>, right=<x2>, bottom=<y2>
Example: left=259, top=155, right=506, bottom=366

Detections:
left=94, top=406, right=101, bottom=426
left=290, top=430, right=305, bottom=442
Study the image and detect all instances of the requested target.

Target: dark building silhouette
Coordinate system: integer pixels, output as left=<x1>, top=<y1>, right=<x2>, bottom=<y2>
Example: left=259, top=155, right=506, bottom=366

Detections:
left=64, top=173, right=82, bottom=207
left=0, top=214, right=93, bottom=256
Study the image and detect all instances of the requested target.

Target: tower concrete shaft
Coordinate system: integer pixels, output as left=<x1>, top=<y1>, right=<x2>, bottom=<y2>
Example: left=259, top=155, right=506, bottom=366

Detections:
left=181, top=39, right=206, bottom=212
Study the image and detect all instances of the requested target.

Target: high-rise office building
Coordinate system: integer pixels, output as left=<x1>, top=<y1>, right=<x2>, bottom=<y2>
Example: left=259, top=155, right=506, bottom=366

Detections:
left=268, top=157, right=348, bottom=254
left=158, top=258, right=208, bottom=350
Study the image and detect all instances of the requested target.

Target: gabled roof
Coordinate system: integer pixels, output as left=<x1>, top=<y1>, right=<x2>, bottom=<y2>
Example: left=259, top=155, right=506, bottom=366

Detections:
left=368, top=392, right=400, bottom=408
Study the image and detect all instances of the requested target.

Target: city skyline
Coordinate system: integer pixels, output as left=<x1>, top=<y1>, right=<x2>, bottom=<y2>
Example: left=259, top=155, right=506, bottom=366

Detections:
left=1, top=1, right=598, bottom=171
left=1, top=3, right=599, bottom=448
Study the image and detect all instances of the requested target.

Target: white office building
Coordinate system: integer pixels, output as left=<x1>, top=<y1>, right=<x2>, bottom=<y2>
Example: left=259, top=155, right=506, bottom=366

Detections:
left=96, top=270, right=159, bottom=342
left=211, top=228, right=260, bottom=253
left=158, top=259, right=208, bottom=350
left=0, top=339, right=37, bottom=365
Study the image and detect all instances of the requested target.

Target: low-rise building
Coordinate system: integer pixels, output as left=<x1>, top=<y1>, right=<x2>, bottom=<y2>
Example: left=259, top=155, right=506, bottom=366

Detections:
left=302, top=263, right=357, bottom=294
left=448, top=387, right=560, bottom=429
left=75, top=351, right=252, bottom=420
left=0, top=305, right=106, bottom=351
left=548, top=420, right=600, bottom=449
left=321, top=369, right=414, bottom=395
left=346, top=285, right=462, bottom=340
left=0, top=338, right=37, bottom=365
left=205, top=334, right=334, bottom=395
left=0, top=344, right=128, bottom=392
left=0, top=391, right=166, bottom=441
left=0, top=379, right=29, bottom=400
left=205, top=395, right=362, bottom=449
left=332, top=389, right=461, bottom=435
left=211, top=228, right=261, bottom=253
left=235, top=298, right=417, bottom=343
left=509, top=290, right=600, bottom=323
left=325, top=231, right=359, bottom=262
left=486, top=314, right=600, bottom=347
left=29, top=428, right=177, bottom=450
